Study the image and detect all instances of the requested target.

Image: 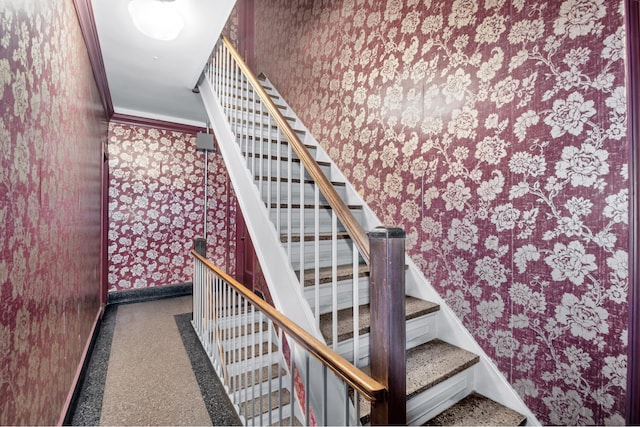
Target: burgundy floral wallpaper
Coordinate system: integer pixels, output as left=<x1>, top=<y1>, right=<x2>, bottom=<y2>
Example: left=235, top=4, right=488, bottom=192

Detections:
left=251, top=0, right=629, bottom=424
left=107, top=123, right=236, bottom=292
left=0, top=0, right=106, bottom=424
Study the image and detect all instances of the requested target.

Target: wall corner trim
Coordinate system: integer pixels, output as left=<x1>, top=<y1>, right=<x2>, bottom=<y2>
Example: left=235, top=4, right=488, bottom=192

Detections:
left=72, top=0, right=114, bottom=119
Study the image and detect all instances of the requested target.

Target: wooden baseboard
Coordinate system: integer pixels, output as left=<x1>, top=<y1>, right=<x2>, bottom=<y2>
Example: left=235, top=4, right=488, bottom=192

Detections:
left=57, top=304, right=105, bottom=426
left=107, top=283, right=193, bottom=306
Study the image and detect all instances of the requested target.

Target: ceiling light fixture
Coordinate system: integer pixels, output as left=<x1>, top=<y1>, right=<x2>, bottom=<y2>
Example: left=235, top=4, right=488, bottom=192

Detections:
left=128, top=0, right=184, bottom=41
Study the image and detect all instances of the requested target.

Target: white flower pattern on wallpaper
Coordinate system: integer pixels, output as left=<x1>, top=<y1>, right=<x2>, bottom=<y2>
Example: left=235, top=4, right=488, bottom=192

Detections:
left=254, top=0, right=629, bottom=423
left=1, top=0, right=104, bottom=423
left=108, top=124, right=236, bottom=291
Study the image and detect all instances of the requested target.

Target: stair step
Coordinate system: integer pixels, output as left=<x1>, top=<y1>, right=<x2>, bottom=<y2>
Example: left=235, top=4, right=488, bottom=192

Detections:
left=298, top=263, right=369, bottom=285
left=270, top=205, right=364, bottom=234
left=236, top=124, right=306, bottom=140
left=241, top=108, right=296, bottom=123
left=246, top=152, right=325, bottom=164
left=245, top=153, right=329, bottom=175
left=405, top=340, right=479, bottom=398
left=221, top=95, right=287, bottom=111
left=259, top=178, right=348, bottom=206
left=358, top=339, right=480, bottom=423
left=240, top=388, right=291, bottom=420
left=230, top=362, right=286, bottom=393
left=271, top=203, right=362, bottom=211
left=424, top=392, right=527, bottom=426
left=224, top=340, right=277, bottom=359
left=246, top=138, right=316, bottom=157
left=282, top=231, right=351, bottom=243
left=231, top=116, right=292, bottom=132
left=286, top=236, right=365, bottom=271
left=257, top=175, right=345, bottom=187
left=319, top=296, right=439, bottom=343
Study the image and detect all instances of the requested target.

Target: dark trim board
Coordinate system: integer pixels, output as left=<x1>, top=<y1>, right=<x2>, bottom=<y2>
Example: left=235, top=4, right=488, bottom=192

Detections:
left=107, top=283, right=193, bottom=306
left=71, top=0, right=113, bottom=119
left=626, top=0, right=640, bottom=424
left=111, top=113, right=207, bottom=134
left=58, top=305, right=106, bottom=426
left=66, top=305, right=118, bottom=426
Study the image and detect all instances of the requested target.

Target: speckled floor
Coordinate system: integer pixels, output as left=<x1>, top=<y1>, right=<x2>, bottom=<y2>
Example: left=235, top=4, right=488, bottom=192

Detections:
left=70, top=296, right=240, bottom=426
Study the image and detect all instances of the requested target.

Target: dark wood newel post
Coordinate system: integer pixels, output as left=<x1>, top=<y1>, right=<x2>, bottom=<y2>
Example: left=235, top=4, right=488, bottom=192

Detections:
left=369, top=227, right=406, bottom=425
left=193, top=238, right=206, bottom=257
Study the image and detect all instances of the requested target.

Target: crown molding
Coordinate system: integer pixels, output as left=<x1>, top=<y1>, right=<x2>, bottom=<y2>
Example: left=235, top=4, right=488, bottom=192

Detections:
left=110, top=113, right=207, bottom=134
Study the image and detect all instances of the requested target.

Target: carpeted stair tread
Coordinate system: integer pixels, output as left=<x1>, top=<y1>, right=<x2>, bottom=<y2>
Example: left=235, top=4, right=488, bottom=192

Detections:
left=319, top=296, right=439, bottom=343
left=424, top=392, right=527, bottom=426
left=357, top=339, right=480, bottom=423
left=224, top=341, right=278, bottom=362
left=282, top=231, right=351, bottom=243
left=230, top=363, right=287, bottom=392
left=240, top=388, right=291, bottom=418
left=298, top=263, right=370, bottom=285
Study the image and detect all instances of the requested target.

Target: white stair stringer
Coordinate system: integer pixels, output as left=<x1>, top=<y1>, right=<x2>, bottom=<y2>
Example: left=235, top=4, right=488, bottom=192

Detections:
left=200, top=76, right=319, bottom=341
left=200, top=76, right=358, bottom=427
left=259, top=76, right=541, bottom=426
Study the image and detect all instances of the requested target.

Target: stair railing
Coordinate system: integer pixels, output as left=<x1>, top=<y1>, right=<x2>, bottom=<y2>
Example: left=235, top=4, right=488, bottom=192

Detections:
left=214, top=36, right=370, bottom=264
left=191, top=250, right=386, bottom=425
left=202, top=36, right=371, bottom=366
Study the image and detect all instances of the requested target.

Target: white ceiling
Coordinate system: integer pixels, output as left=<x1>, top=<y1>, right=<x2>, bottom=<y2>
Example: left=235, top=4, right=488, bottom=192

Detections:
left=92, top=0, right=236, bottom=127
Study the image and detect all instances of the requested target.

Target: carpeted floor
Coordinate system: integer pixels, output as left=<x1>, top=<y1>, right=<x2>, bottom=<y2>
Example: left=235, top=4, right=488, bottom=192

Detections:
left=69, top=296, right=240, bottom=426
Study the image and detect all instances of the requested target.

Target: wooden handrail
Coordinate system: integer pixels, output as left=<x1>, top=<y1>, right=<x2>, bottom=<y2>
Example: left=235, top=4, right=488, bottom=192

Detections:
left=219, top=36, right=371, bottom=265
left=191, top=250, right=386, bottom=403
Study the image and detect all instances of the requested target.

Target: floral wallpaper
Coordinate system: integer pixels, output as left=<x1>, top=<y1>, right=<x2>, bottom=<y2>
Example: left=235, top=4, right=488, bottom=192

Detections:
left=0, top=0, right=106, bottom=424
left=251, top=0, right=629, bottom=424
left=107, top=123, right=236, bottom=292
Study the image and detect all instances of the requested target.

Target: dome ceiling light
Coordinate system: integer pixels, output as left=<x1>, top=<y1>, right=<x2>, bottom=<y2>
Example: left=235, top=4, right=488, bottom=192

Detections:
left=128, top=0, right=184, bottom=41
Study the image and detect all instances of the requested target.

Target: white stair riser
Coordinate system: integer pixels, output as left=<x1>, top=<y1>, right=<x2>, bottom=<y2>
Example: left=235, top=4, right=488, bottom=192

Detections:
left=406, top=370, right=475, bottom=425
left=226, top=352, right=282, bottom=375
left=234, top=123, right=303, bottom=139
left=259, top=180, right=346, bottom=205
left=230, top=113, right=298, bottom=131
left=286, top=239, right=364, bottom=271
left=249, top=403, right=296, bottom=427
left=304, top=276, right=371, bottom=315
left=234, top=373, right=288, bottom=403
left=246, top=156, right=330, bottom=181
left=242, top=138, right=316, bottom=159
left=334, top=313, right=438, bottom=367
left=270, top=207, right=363, bottom=233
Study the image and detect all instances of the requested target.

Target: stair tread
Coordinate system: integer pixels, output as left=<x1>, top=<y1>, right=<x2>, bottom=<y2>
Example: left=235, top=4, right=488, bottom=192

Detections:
left=282, top=231, right=351, bottom=243
left=231, top=363, right=287, bottom=392
left=424, top=392, right=527, bottom=426
left=240, top=388, right=291, bottom=417
left=358, top=339, right=480, bottom=423
left=246, top=152, right=328, bottom=165
left=269, top=202, right=362, bottom=210
left=319, top=296, right=439, bottom=343
left=365, top=339, right=478, bottom=397
left=245, top=137, right=315, bottom=149
left=298, top=263, right=369, bottom=285
left=256, top=175, right=345, bottom=186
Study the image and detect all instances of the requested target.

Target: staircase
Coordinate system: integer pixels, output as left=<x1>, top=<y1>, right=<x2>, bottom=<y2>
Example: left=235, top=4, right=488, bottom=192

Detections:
left=198, top=37, right=538, bottom=426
